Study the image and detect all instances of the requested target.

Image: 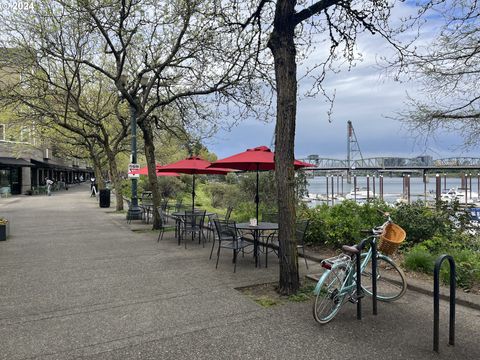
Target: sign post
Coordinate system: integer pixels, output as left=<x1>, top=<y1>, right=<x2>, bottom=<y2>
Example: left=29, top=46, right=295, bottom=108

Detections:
left=128, top=163, right=140, bottom=179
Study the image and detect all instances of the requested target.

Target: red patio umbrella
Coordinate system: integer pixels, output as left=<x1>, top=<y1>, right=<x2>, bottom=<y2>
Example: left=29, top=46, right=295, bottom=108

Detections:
left=210, top=146, right=314, bottom=221
left=156, top=156, right=232, bottom=211
left=129, top=164, right=179, bottom=177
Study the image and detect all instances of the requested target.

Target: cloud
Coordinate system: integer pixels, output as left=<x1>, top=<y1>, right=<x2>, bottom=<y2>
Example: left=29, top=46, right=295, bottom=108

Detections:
left=209, top=2, right=476, bottom=161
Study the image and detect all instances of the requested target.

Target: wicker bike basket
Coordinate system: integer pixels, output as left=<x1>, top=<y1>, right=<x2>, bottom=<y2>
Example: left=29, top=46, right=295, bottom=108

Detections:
left=378, top=223, right=406, bottom=255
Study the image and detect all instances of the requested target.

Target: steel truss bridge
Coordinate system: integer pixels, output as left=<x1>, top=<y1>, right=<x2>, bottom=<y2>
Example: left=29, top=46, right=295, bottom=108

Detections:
left=300, top=157, right=480, bottom=171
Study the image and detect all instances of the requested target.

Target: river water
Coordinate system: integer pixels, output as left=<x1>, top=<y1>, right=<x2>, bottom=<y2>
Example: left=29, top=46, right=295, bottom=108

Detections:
left=307, top=175, right=480, bottom=205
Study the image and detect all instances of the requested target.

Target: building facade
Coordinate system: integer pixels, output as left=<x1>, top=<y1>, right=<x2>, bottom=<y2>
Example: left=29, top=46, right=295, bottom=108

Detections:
left=0, top=48, right=93, bottom=195
left=0, top=141, right=93, bottom=195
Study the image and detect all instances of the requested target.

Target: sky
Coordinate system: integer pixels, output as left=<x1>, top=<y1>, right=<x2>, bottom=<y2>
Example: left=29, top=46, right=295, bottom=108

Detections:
left=206, top=3, right=475, bottom=162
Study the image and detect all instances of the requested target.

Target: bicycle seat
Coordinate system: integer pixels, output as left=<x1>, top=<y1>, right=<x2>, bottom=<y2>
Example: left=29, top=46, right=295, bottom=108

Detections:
left=342, top=245, right=360, bottom=254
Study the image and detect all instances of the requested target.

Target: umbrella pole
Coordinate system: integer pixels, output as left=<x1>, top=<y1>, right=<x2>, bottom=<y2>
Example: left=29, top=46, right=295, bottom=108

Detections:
left=256, top=166, right=259, bottom=223
left=192, top=174, right=196, bottom=242
left=192, top=174, right=195, bottom=212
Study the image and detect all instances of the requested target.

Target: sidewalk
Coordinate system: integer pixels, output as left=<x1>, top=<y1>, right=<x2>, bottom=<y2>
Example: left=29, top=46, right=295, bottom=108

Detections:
left=0, top=185, right=478, bottom=359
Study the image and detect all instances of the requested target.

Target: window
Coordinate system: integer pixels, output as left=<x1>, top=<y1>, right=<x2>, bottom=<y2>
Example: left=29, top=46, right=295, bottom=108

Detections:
left=20, top=126, right=30, bottom=143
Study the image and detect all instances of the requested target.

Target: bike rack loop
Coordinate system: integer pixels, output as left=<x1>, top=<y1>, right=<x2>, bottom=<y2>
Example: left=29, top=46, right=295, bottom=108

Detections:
left=356, top=237, right=378, bottom=320
left=433, top=254, right=456, bottom=353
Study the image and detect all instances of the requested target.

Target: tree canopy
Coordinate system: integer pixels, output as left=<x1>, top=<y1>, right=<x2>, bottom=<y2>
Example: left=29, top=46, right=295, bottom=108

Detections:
left=392, top=0, right=480, bottom=147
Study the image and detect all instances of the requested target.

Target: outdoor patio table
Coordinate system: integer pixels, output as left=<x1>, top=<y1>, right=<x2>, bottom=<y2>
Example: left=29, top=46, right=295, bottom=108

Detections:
left=171, top=210, right=215, bottom=218
left=235, top=222, right=278, bottom=268
left=141, top=191, right=153, bottom=198
left=171, top=210, right=215, bottom=245
left=141, top=201, right=154, bottom=224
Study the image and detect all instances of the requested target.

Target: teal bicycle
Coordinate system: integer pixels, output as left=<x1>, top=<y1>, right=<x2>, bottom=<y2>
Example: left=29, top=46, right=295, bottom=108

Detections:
left=313, top=214, right=407, bottom=324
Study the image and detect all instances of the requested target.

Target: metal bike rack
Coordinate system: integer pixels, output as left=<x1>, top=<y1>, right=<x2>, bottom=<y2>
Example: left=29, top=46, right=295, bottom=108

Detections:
left=433, top=254, right=456, bottom=353
left=356, top=237, right=378, bottom=320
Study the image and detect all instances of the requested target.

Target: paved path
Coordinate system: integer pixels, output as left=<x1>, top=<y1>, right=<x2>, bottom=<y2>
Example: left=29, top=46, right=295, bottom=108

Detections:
left=0, top=185, right=479, bottom=359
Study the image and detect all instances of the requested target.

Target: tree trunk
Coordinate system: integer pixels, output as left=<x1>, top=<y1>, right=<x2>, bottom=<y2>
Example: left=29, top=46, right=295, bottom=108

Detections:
left=268, top=0, right=299, bottom=295
left=139, top=121, right=162, bottom=229
left=105, top=149, right=124, bottom=211
left=90, top=153, right=105, bottom=191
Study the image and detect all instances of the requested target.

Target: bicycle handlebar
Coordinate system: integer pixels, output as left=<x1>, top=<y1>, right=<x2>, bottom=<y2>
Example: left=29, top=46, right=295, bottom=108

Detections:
left=343, top=211, right=394, bottom=251
left=368, top=217, right=392, bottom=237
left=376, top=208, right=391, bottom=219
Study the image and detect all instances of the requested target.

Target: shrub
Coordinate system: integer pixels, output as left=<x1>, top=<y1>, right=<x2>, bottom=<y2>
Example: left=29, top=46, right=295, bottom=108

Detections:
left=420, top=232, right=476, bottom=254
left=238, top=172, right=277, bottom=209
left=404, top=247, right=436, bottom=273
left=391, top=202, right=447, bottom=247
left=120, top=178, right=132, bottom=199
left=157, top=177, right=184, bottom=199
left=206, top=182, right=241, bottom=208
left=405, top=244, right=480, bottom=289
left=305, top=200, right=387, bottom=248
left=231, top=202, right=276, bottom=222
left=440, top=249, right=480, bottom=288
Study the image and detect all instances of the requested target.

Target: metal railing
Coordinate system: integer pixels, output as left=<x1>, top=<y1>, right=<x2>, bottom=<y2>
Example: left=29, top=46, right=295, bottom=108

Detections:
left=433, top=254, right=456, bottom=353
left=356, top=237, right=378, bottom=320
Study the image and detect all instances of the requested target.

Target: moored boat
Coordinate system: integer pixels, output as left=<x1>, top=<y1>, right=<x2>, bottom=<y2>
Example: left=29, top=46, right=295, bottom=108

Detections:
left=441, top=188, right=479, bottom=204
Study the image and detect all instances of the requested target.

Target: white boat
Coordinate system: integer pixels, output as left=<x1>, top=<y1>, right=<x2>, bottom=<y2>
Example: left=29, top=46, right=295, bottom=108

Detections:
left=345, top=188, right=377, bottom=201
left=441, top=188, right=479, bottom=204
left=302, top=193, right=323, bottom=202
left=302, top=193, right=318, bottom=202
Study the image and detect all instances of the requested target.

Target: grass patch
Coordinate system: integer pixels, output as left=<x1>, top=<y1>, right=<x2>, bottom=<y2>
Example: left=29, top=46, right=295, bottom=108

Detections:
left=254, top=296, right=281, bottom=307
left=288, top=283, right=315, bottom=302
left=236, top=280, right=316, bottom=308
left=404, top=247, right=435, bottom=273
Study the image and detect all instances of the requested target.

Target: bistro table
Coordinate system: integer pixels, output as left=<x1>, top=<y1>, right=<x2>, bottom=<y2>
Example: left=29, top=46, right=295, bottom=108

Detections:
left=140, top=200, right=154, bottom=224
left=235, top=222, right=278, bottom=267
left=141, top=191, right=153, bottom=199
left=171, top=210, right=215, bottom=245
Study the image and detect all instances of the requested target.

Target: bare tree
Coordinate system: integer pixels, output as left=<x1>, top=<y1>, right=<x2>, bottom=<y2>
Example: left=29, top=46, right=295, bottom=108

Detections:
left=233, top=0, right=407, bottom=294
left=2, top=1, right=266, bottom=223
left=391, top=0, right=480, bottom=148
left=0, top=46, right=131, bottom=210
left=10, top=0, right=266, bottom=228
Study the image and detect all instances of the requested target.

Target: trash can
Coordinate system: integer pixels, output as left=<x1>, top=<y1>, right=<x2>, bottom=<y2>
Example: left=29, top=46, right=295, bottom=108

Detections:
left=99, top=189, right=111, bottom=208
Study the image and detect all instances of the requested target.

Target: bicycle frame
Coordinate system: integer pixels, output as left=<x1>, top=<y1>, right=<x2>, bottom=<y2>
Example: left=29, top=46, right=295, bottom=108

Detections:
left=313, top=216, right=407, bottom=324
left=313, top=237, right=375, bottom=297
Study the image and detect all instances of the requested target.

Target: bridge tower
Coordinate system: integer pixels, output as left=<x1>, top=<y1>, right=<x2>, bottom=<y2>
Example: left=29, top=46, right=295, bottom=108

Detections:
left=347, top=121, right=364, bottom=183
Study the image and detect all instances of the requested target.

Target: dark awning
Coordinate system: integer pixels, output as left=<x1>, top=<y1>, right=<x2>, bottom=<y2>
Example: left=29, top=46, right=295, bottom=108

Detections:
left=0, top=157, right=34, bottom=167
left=30, top=159, right=70, bottom=170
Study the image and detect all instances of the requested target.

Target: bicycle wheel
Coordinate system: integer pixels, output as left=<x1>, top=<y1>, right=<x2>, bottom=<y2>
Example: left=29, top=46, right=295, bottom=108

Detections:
left=361, top=253, right=407, bottom=302
left=312, top=267, right=347, bottom=324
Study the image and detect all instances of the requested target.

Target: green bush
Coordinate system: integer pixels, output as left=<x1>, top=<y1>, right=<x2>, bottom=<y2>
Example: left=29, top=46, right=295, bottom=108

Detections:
left=231, top=202, right=276, bottom=222
left=404, top=247, right=436, bottom=273
left=302, top=198, right=479, bottom=289
left=420, top=232, right=477, bottom=254
left=391, top=202, right=447, bottom=247
left=405, top=244, right=480, bottom=289
left=440, top=249, right=480, bottom=288
left=205, top=182, right=241, bottom=208
left=156, top=176, right=185, bottom=199
left=120, top=178, right=133, bottom=199
left=238, top=172, right=277, bottom=209
left=304, top=200, right=387, bottom=248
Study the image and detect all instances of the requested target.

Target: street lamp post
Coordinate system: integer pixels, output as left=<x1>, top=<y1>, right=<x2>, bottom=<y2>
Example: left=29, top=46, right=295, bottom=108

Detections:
left=122, top=74, right=149, bottom=221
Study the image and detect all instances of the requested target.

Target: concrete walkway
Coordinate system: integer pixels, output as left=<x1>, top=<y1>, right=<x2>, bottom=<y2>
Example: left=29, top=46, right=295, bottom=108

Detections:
left=0, top=185, right=478, bottom=359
